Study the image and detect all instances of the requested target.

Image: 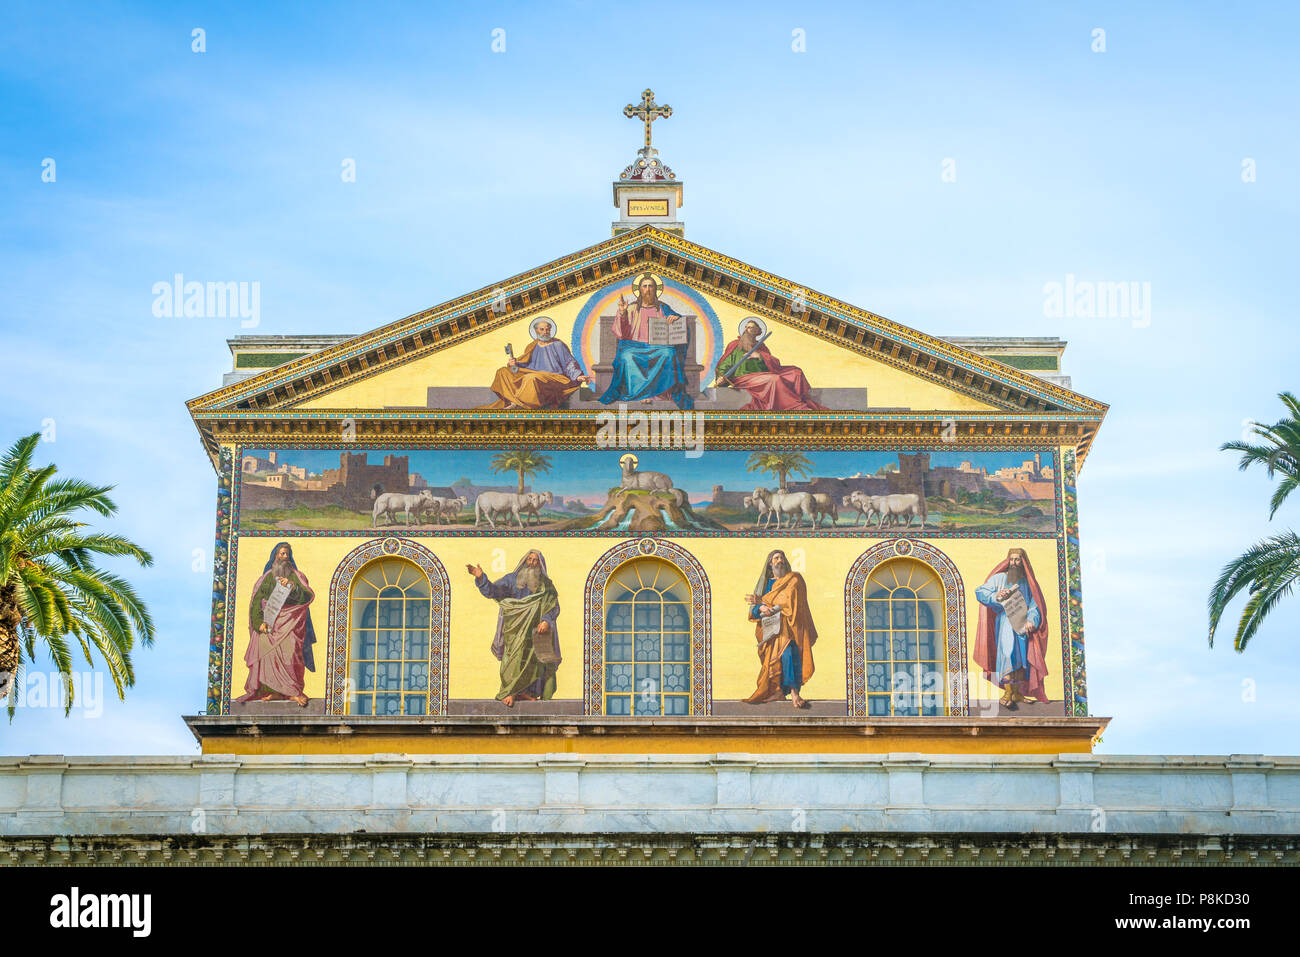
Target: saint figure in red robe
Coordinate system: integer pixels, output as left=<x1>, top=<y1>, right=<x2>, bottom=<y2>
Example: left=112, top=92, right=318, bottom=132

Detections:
left=715, top=319, right=827, bottom=411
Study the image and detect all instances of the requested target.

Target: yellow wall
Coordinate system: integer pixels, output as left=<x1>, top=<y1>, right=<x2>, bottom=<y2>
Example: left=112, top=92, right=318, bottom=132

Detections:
left=295, top=285, right=998, bottom=413
left=203, top=728, right=1099, bottom=756
left=231, top=533, right=1062, bottom=707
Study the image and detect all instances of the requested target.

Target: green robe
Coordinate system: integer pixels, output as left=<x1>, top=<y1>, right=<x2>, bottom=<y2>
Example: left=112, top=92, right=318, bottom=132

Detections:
left=249, top=573, right=310, bottom=630
left=716, top=348, right=768, bottom=380
left=478, top=572, right=561, bottom=700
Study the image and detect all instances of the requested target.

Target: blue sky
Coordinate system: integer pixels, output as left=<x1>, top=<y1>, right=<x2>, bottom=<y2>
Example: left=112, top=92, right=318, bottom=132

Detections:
left=1, top=2, right=1297, bottom=755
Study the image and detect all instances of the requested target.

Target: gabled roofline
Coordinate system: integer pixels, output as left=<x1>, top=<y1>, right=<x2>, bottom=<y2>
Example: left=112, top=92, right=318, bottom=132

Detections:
left=186, top=226, right=1107, bottom=469
left=189, top=226, right=1106, bottom=416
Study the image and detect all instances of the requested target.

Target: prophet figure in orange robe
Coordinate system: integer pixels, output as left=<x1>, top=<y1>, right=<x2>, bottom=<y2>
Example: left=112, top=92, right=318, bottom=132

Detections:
left=743, top=549, right=817, bottom=709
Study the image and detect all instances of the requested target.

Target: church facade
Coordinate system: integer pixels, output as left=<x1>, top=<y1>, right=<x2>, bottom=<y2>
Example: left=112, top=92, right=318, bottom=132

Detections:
left=184, top=93, right=1108, bottom=758
left=9, top=94, right=1300, bottom=869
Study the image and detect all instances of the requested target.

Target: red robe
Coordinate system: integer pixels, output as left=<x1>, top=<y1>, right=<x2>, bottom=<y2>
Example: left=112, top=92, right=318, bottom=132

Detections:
left=973, top=556, right=1051, bottom=703
left=238, top=567, right=314, bottom=701
left=717, top=339, right=828, bottom=411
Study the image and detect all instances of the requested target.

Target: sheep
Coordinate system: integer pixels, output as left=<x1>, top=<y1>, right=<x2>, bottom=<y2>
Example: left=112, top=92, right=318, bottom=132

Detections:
left=372, top=489, right=436, bottom=527
left=810, top=492, right=839, bottom=527
left=421, top=495, right=468, bottom=524
left=439, top=495, right=469, bottom=524
left=618, top=454, right=674, bottom=493
left=845, top=490, right=876, bottom=526
left=747, top=489, right=776, bottom=529
left=410, top=495, right=447, bottom=524
left=871, top=492, right=927, bottom=530
left=474, top=490, right=531, bottom=529
left=518, top=491, right=554, bottom=526
left=751, top=487, right=816, bottom=529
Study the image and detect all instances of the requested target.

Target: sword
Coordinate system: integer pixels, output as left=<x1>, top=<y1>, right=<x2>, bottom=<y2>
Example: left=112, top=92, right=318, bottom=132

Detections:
left=711, top=331, right=771, bottom=388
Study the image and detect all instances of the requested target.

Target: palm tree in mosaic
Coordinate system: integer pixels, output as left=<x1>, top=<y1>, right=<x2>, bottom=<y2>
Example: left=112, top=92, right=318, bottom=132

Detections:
left=0, top=433, right=155, bottom=713
left=1208, top=392, right=1300, bottom=651
left=746, top=451, right=813, bottom=491
left=490, top=450, right=553, bottom=495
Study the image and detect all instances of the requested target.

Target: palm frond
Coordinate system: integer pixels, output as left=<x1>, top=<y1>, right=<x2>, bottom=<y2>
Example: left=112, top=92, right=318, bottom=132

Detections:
left=1220, top=393, right=1300, bottom=517
left=1269, top=475, right=1300, bottom=520
left=0, top=436, right=154, bottom=710
left=1208, top=531, right=1300, bottom=650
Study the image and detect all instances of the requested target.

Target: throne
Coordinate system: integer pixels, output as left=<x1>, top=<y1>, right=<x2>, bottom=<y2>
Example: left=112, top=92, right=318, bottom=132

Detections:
left=590, top=311, right=704, bottom=397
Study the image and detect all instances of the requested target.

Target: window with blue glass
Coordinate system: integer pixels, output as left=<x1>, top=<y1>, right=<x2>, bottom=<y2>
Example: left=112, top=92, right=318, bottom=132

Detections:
left=347, top=559, right=432, bottom=716
left=603, top=558, right=691, bottom=716
left=863, top=558, right=946, bottom=717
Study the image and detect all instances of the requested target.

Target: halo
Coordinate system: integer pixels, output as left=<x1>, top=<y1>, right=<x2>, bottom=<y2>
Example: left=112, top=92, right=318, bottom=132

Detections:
left=631, top=273, right=663, bottom=296
left=529, top=316, right=556, bottom=340
left=618, top=453, right=639, bottom=469
left=739, top=316, right=768, bottom=338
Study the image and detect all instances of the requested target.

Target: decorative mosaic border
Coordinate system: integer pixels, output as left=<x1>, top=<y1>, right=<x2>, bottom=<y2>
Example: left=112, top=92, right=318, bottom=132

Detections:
left=1062, top=448, right=1086, bottom=715
left=206, top=446, right=234, bottom=715
left=323, top=538, right=452, bottom=716
left=844, top=540, right=970, bottom=717
left=229, top=440, right=1069, bottom=454
left=230, top=442, right=1063, bottom=539
left=215, top=439, right=1081, bottom=718
left=199, top=409, right=1102, bottom=428
left=582, top=538, right=712, bottom=716
left=240, top=527, right=1061, bottom=540
left=1054, top=530, right=1071, bottom=713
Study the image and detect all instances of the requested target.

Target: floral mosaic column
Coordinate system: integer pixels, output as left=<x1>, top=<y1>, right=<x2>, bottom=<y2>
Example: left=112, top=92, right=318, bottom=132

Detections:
left=1063, top=447, right=1087, bottom=716
left=206, top=445, right=234, bottom=715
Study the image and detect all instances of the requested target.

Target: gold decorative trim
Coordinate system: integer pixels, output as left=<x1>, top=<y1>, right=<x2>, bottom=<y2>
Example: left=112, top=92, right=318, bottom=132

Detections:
left=201, top=417, right=1097, bottom=451
left=187, top=227, right=1107, bottom=467
left=189, top=228, right=1104, bottom=414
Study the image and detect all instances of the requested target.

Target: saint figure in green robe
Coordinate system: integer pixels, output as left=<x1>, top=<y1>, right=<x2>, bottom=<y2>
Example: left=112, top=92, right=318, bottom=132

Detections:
left=465, top=549, right=561, bottom=707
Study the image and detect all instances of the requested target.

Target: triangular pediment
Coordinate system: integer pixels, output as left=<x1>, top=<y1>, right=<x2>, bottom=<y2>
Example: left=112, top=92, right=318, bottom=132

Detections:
left=189, top=227, right=1107, bottom=422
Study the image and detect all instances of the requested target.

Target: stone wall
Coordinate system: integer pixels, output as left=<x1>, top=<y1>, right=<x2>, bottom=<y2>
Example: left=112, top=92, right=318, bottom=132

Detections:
left=239, top=484, right=343, bottom=512
left=2, top=753, right=1296, bottom=858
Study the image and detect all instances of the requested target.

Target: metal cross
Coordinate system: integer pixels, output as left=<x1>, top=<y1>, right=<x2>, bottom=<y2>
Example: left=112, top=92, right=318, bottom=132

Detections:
left=624, top=89, right=672, bottom=151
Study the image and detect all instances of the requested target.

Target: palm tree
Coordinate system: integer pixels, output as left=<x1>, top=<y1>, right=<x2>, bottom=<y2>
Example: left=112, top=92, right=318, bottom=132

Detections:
left=0, top=433, right=155, bottom=713
left=746, top=451, right=813, bottom=491
left=490, top=450, right=553, bottom=495
left=1208, top=392, right=1300, bottom=651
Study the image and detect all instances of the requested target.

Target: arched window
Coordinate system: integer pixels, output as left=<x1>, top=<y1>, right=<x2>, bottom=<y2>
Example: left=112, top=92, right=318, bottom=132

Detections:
left=347, top=558, right=431, bottom=715
left=603, top=558, right=692, bottom=716
left=326, top=538, right=450, bottom=716
left=845, top=540, right=969, bottom=717
left=584, top=539, right=712, bottom=716
left=863, top=559, right=945, bottom=716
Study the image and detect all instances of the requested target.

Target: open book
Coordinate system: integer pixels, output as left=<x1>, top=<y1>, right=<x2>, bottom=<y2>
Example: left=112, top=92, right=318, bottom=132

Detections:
left=646, top=314, right=689, bottom=347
